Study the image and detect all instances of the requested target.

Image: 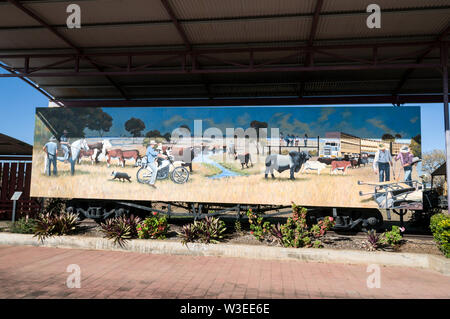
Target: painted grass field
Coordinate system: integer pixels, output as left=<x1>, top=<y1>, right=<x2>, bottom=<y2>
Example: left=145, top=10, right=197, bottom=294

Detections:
left=30, top=144, right=419, bottom=208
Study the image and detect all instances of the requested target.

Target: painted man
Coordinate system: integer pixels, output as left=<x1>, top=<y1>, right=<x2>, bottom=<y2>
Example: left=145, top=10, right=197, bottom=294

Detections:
left=395, top=145, right=414, bottom=186
left=373, top=143, right=393, bottom=182
left=43, top=136, right=58, bottom=176
left=57, top=129, right=70, bottom=163
left=145, top=140, right=167, bottom=189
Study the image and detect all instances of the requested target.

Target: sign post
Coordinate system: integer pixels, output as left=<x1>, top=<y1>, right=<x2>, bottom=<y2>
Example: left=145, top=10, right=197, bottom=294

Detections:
left=10, top=191, right=23, bottom=223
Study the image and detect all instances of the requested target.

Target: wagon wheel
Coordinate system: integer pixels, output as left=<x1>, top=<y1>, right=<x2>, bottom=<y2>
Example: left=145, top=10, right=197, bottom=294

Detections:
left=170, top=166, right=189, bottom=184
left=136, top=167, right=152, bottom=184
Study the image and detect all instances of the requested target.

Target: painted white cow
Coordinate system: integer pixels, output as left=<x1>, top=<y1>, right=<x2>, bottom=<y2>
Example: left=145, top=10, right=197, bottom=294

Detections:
left=301, top=161, right=327, bottom=175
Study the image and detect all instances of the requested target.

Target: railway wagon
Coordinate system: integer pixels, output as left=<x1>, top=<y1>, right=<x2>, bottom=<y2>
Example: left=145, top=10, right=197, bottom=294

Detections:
left=30, top=105, right=427, bottom=231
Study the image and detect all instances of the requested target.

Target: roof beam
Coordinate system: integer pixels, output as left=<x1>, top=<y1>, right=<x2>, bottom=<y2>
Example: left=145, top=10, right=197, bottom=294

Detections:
left=160, top=0, right=212, bottom=97
left=5, top=0, right=129, bottom=100
left=0, top=63, right=63, bottom=105
left=0, top=61, right=440, bottom=77
left=0, top=40, right=443, bottom=59
left=299, top=0, right=323, bottom=97
left=60, top=95, right=445, bottom=108
left=160, top=0, right=191, bottom=51
left=393, top=24, right=450, bottom=94
left=2, top=6, right=450, bottom=31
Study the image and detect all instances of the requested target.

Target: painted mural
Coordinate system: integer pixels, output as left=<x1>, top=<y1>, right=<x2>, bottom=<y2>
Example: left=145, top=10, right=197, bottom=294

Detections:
left=30, top=106, right=422, bottom=208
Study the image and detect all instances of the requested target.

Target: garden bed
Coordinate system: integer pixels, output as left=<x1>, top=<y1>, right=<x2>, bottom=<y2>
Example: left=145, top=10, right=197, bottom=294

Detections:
left=0, top=203, right=445, bottom=259
left=69, top=219, right=444, bottom=257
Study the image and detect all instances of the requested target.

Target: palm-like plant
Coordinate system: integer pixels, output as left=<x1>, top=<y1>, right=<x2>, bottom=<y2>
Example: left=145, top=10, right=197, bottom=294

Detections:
left=100, top=215, right=141, bottom=247
left=366, top=230, right=381, bottom=251
left=33, top=212, right=80, bottom=242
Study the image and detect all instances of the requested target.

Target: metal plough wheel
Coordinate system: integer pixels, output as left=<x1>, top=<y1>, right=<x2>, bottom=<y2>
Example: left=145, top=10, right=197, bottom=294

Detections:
left=170, top=166, right=189, bottom=184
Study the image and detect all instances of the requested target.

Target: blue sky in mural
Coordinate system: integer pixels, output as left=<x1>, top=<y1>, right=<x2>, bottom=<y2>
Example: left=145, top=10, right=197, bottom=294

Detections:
left=97, top=106, right=421, bottom=139
left=0, top=75, right=444, bottom=152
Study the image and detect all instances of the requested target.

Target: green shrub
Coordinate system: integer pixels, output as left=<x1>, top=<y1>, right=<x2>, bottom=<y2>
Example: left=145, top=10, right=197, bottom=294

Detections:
left=100, top=215, right=141, bottom=247
left=430, top=213, right=450, bottom=258
left=246, top=209, right=271, bottom=241
left=178, top=216, right=226, bottom=245
left=137, top=212, right=169, bottom=240
left=234, top=220, right=242, bottom=234
left=10, top=217, right=36, bottom=234
left=381, top=225, right=405, bottom=247
left=34, top=212, right=80, bottom=242
left=247, top=203, right=334, bottom=248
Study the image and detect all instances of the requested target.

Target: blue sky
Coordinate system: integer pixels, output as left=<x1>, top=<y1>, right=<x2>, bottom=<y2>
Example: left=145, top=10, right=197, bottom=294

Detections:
left=68, top=105, right=420, bottom=139
left=0, top=76, right=447, bottom=153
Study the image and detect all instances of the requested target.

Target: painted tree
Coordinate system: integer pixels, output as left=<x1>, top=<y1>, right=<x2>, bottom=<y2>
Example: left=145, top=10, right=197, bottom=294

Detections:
left=125, top=117, right=146, bottom=139
left=145, top=130, right=162, bottom=138
left=381, top=133, right=395, bottom=142
left=180, top=124, right=191, bottom=132
left=86, top=110, right=113, bottom=137
left=38, top=107, right=111, bottom=139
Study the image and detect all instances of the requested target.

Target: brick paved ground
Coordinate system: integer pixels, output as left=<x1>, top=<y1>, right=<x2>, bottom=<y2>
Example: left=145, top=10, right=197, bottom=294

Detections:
left=0, top=245, right=448, bottom=299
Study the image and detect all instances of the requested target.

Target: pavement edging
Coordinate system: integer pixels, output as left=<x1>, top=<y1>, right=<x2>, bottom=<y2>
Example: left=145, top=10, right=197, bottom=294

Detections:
left=0, top=232, right=448, bottom=276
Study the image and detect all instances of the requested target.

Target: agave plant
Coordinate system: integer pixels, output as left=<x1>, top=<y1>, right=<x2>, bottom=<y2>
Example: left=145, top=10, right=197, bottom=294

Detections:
left=269, top=223, right=283, bottom=245
left=366, top=229, right=381, bottom=251
left=33, top=211, right=80, bottom=242
left=179, top=217, right=227, bottom=245
left=100, top=215, right=141, bottom=247
left=197, top=216, right=227, bottom=244
left=55, top=212, right=80, bottom=234
left=34, top=213, right=57, bottom=242
left=179, top=223, right=196, bottom=245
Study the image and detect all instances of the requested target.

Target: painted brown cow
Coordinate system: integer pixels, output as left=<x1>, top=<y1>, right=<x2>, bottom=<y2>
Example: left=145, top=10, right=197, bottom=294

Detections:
left=122, top=149, right=141, bottom=166
left=331, top=160, right=352, bottom=175
left=106, top=149, right=140, bottom=167
left=106, top=149, right=124, bottom=167
left=78, top=149, right=96, bottom=165
left=78, top=142, right=104, bottom=164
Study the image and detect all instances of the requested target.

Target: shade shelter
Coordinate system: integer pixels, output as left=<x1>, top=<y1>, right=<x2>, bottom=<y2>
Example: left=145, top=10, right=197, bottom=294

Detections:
left=0, top=0, right=449, bottom=210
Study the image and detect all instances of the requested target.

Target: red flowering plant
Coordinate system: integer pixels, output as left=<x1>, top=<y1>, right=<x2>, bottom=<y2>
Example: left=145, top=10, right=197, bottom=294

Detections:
left=137, top=212, right=169, bottom=240
left=281, top=203, right=334, bottom=248
left=246, top=208, right=271, bottom=241
left=248, top=203, right=335, bottom=248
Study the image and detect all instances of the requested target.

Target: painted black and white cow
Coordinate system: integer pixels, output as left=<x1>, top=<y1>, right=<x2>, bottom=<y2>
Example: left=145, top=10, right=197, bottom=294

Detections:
left=264, top=151, right=310, bottom=180
left=235, top=152, right=253, bottom=169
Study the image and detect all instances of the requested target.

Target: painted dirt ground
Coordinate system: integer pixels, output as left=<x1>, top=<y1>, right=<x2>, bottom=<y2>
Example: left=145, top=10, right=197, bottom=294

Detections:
left=30, top=142, right=418, bottom=208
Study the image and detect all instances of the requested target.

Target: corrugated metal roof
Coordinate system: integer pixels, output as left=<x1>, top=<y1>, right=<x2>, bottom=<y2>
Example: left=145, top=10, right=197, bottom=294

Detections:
left=171, top=0, right=316, bottom=19
left=0, top=0, right=448, bottom=102
left=184, top=16, right=312, bottom=44
left=323, top=0, right=450, bottom=12
left=316, top=9, right=450, bottom=40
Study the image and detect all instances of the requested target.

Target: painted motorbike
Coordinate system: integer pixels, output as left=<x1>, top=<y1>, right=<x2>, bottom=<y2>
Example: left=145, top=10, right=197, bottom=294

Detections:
left=136, top=155, right=189, bottom=184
